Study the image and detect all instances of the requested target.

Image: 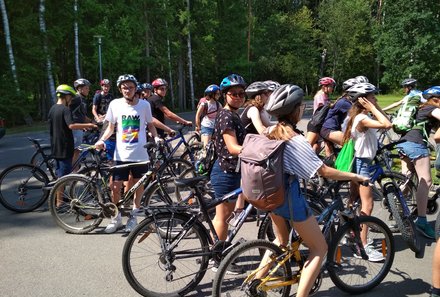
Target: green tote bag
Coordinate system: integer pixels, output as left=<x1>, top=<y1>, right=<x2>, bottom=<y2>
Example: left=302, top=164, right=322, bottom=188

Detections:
left=335, top=139, right=355, bottom=172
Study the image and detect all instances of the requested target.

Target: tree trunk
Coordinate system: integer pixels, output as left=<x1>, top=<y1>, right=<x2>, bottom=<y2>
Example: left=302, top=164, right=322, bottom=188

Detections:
left=144, top=6, right=150, bottom=82
left=39, top=0, right=56, bottom=105
left=164, top=2, right=175, bottom=109
left=0, top=0, right=20, bottom=93
left=74, top=0, right=81, bottom=78
left=178, top=57, right=185, bottom=110
left=247, top=0, right=252, bottom=79
left=186, top=0, right=195, bottom=111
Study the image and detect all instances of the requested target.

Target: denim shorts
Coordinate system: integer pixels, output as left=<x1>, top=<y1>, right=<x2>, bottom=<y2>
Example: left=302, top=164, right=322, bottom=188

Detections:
left=353, top=157, right=372, bottom=178
left=72, top=130, right=84, bottom=148
left=113, top=161, right=149, bottom=181
left=200, top=126, right=214, bottom=137
left=272, top=176, right=312, bottom=222
left=55, top=158, right=72, bottom=178
left=210, top=160, right=241, bottom=199
left=396, top=141, right=429, bottom=161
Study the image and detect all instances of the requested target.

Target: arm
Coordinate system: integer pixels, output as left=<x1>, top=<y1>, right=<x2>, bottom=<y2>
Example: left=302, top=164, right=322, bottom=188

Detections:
left=69, top=122, right=97, bottom=130
left=247, top=107, right=267, bottom=134
left=382, top=99, right=403, bottom=112
left=152, top=117, right=174, bottom=134
left=358, top=97, right=392, bottom=130
left=223, top=130, right=242, bottom=156
left=94, top=121, right=115, bottom=150
left=317, top=163, right=368, bottom=183
left=147, top=121, right=158, bottom=138
left=195, top=104, right=204, bottom=132
left=160, top=105, right=192, bottom=126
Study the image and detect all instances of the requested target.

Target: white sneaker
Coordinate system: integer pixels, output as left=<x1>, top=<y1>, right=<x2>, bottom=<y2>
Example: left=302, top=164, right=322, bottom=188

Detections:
left=125, top=216, right=138, bottom=233
left=104, top=216, right=123, bottom=234
left=356, top=244, right=384, bottom=262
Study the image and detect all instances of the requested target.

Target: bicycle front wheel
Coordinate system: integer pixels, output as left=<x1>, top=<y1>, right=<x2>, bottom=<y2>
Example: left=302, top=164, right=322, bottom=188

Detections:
left=0, top=164, right=49, bottom=212
left=327, top=216, right=395, bottom=294
left=122, top=212, right=210, bottom=297
left=48, top=174, right=104, bottom=234
left=383, top=182, right=420, bottom=253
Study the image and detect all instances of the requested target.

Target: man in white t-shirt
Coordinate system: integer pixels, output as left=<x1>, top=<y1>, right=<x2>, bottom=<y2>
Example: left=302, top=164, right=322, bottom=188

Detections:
left=95, top=74, right=158, bottom=233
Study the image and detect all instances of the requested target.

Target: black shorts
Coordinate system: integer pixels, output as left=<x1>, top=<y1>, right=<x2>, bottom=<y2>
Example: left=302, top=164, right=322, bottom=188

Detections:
left=320, top=127, right=332, bottom=140
left=113, top=161, right=149, bottom=181
left=307, top=121, right=321, bottom=133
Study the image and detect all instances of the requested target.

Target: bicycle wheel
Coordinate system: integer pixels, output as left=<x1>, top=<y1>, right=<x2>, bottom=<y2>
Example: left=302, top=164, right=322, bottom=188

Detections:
left=122, top=212, right=210, bottom=297
left=212, top=239, right=292, bottom=297
left=383, top=182, right=420, bottom=253
left=0, top=164, right=49, bottom=212
left=376, top=172, right=417, bottom=210
left=30, top=147, right=57, bottom=179
left=48, top=174, right=104, bottom=234
left=327, top=216, right=395, bottom=294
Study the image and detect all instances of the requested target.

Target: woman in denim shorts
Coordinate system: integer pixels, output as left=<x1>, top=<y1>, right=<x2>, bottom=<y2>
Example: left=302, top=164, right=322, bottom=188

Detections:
left=395, top=86, right=440, bottom=239
left=342, top=83, right=392, bottom=260
left=264, top=84, right=368, bottom=296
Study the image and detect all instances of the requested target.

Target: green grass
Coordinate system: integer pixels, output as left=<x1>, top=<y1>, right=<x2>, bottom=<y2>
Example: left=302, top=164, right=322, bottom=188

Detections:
left=376, top=93, right=402, bottom=109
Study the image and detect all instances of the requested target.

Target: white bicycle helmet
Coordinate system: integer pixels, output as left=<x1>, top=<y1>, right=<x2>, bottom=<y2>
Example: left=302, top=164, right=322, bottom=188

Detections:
left=116, top=74, right=138, bottom=88
left=346, top=83, right=378, bottom=101
left=264, top=80, right=281, bottom=91
left=342, top=78, right=358, bottom=91
left=265, top=84, right=304, bottom=118
left=355, top=75, right=369, bottom=83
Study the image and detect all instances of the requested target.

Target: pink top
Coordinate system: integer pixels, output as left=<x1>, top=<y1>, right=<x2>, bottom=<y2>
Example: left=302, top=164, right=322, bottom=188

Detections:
left=313, top=90, right=329, bottom=112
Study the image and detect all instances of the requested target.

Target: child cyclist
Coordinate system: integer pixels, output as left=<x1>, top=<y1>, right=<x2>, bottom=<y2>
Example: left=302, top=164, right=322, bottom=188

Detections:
left=263, top=84, right=369, bottom=297
left=195, top=84, right=222, bottom=147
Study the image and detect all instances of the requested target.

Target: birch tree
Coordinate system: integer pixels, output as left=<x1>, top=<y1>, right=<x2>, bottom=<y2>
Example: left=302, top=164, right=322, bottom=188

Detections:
left=74, top=0, right=81, bottom=78
left=186, top=0, right=195, bottom=110
left=0, top=0, right=20, bottom=93
left=39, top=0, right=56, bottom=104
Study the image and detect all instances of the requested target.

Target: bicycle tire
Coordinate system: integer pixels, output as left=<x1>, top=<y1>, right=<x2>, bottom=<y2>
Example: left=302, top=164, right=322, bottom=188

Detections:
left=0, top=164, right=50, bottom=213
left=383, top=182, right=420, bottom=253
left=327, top=216, right=395, bottom=294
left=122, top=212, right=210, bottom=297
left=212, top=239, right=292, bottom=297
left=30, top=147, right=57, bottom=180
left=181, top=134, right=202, bottom=163
left=48, top=174, right=104, bottom=234
left=376, top=171, right=417, bottom=210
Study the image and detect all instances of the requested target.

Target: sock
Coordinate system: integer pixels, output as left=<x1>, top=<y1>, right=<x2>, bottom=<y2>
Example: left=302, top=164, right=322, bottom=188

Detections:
left=132, top=208, right=139, bottom=216
left=417, top=216, right=427, bottom=225
left=432, top=287, right=440, bottom=297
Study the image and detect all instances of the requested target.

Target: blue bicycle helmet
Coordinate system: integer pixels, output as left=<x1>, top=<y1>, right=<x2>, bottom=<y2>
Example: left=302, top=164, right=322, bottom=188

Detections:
left=422, top=86, right=440, bottom=99
left=139, top=83, right=153, bottom=91
left=220, top=74, right=247, bottom=92
left=204, top=84, right=220, bottom=95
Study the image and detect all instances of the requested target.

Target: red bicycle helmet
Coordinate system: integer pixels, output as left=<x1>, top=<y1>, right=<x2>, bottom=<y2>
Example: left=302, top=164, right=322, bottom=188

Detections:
left=152, top=78, right=168, bottom=88
left=318, top=77, right=336, bottom=87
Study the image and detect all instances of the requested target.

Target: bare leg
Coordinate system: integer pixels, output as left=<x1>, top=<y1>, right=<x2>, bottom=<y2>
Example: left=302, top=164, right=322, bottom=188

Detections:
left=358, top=183, right=374, bottom=246
left=414, top=156, right=432, bottom=217
left=212, top=201, right=235, bottom=241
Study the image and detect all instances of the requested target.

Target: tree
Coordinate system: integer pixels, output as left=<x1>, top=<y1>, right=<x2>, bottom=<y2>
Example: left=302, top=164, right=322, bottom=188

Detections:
left=0, top=0, right=19, bottom=92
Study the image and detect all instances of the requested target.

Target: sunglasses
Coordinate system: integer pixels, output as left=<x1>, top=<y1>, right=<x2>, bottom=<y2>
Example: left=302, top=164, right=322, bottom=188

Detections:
left=227, top=91, right=246, bottom=98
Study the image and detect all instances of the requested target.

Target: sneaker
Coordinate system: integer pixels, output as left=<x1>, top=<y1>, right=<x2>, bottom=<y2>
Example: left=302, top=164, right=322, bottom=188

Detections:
left=416, top=221, right=435, bottom=239
left=125, top=216, right=138, bottom=233
left=388, top=223, right=400, bottom=233
left=354, top=244, right=385, bottom=262
left=104, top=216, right=123, bottom=234
left=211, top=262, right=244, bottom=275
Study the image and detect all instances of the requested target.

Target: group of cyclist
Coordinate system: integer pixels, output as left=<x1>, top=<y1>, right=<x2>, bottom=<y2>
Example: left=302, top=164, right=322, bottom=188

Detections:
left=49, top=71, right=440, bottom=296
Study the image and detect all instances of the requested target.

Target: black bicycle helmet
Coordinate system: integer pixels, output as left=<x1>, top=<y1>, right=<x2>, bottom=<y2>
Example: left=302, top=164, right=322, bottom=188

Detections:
left=73, top=78, right=91, bottom=90
left=245, top=81, right=269, bottom=98
left=219, top=74, right=247, bottom=92
left=265, top=84, right=304, bottom=117
left=401, top=78, right=417, bottom=87
left=346, top=83, right=378, bottom=102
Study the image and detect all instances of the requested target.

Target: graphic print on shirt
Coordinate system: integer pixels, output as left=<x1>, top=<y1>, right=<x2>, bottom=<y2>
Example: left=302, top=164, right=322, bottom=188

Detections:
left=122, top=115, right=140, bottom=143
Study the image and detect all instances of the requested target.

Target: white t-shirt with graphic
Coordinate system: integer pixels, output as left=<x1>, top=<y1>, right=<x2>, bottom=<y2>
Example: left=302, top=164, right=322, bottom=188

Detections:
left=105, top=98, right=153, bottom=162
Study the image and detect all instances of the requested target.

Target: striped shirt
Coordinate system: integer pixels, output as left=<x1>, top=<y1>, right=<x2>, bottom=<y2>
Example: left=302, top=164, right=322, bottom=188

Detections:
left=283, top=135, right=323, bottom=179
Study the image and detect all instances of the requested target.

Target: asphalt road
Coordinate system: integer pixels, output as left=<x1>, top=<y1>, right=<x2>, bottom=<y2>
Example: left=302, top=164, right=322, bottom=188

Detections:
left=0, top=113, right=438, bottom=297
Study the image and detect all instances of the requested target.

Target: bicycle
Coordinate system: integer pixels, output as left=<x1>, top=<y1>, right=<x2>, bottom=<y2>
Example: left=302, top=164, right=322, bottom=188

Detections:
left=163, top=123, right=201, bottom=164
left=48, top=142, right=196, bottom=234
left=0, top=143, right=107, bottom=213
left=213, top=180, right=395, bottom=296
left=122, top=176, right=258, bottom=297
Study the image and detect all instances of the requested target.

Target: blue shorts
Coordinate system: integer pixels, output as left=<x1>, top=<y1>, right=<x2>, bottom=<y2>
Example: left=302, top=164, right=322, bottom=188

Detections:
left=353, top=157, right=372, bottom=178
left=210, top=160, right=241, bottom=200
left=72, top=130, right=84, bottom=148
left=113, top=161, right=149, bottom=181
left=104, top=140, right=116, bottom=161
left=272, top=176, right=312, bottom=222
left=55, top=158, right=72, bottom=178
left=200, top=126, right=214, bottom=137
left=397, top=141, right=429, bottom=161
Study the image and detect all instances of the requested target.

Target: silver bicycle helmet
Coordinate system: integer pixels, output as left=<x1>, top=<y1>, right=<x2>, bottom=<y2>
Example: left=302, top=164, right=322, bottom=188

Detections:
left=73, top=78, right=91, bottom=90
left=355, top=75, right=369, bottom=83
left=346, top=83, right=378, bottom=101
left=401, top=78, right=417, bottom=87
left=265, top=84, right=304, bottom=117
left=245, top=81, right=269, bottom=98
left=264, top=80, right=281, bottom=91
left=342, top=78, right=358, bottom=91
left=116, top=74, right=138, bottom=88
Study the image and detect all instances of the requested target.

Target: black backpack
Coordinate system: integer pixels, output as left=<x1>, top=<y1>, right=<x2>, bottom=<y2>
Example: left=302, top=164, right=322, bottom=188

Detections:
left=309, top=103, right=331, bottom=130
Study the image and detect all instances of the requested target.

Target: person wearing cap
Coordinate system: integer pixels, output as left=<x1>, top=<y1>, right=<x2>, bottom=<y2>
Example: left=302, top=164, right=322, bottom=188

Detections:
left=49, top=85, right=97, bottom=206
left=383, top=78, right=425, bottom=112
left=92, top=78, right=114, bottom=123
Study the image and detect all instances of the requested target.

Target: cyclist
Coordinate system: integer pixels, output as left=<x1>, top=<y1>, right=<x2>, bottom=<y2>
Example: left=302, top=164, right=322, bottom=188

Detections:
left=240, top=81, right=272, bottom=135
left=383, top=78, right=425, bottom=112
left=49, top=84, right=97, bottom=207
left=95, top=74, right=159, bottom=233
left=71, top=78, right=93, bottom=165
left=139, top=83, right=153, bottom=99
left=264, top=84, right=368, bottom=297
left=210, top=74, right=247, bottom=274
left=306, top=77, right=336, bottom=154
left=395, top=86, right=440, bottom=239
left=148, top=78, right=192, bottom=137
left=264, top=80, right=281, bottom=92
left=195, top=84, right=222, bottom=147
left=92, top=79, right=114, bottom=123
left=342, top=83, right=392, bottom=256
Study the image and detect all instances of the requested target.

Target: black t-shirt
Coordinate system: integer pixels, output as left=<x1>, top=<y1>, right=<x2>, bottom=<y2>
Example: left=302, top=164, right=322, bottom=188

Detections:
left=93, top=92, right=114, bottom=115
left=48, top=104, right=74, bottom=159
left=402, top=105, right=437, bottom=144
left=214, top=109, right=246, bottom=172
left=70, top=95, right=87, bottom=123
left=240, top=105, right=259, bottom=135
left=148, top=94, right=166, bottom=135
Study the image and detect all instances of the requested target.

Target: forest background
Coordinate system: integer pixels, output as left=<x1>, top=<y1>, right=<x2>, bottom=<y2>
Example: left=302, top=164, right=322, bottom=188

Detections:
left=1, top=0, right=440, bottom=126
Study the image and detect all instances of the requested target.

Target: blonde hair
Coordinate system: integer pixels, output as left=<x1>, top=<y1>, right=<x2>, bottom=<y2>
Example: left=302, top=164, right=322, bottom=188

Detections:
left=267, top=105, right=302, bottom=141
